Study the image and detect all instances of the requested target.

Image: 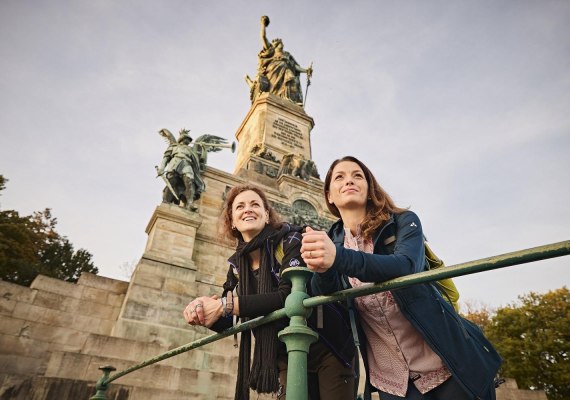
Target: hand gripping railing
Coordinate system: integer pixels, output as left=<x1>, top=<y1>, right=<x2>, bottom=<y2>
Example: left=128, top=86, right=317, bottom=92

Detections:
left=89, top=240, right=570, bottom=399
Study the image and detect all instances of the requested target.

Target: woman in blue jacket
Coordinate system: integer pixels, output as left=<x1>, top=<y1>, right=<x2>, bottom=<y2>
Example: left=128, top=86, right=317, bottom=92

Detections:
left=301, top=156, right=501, bottom=400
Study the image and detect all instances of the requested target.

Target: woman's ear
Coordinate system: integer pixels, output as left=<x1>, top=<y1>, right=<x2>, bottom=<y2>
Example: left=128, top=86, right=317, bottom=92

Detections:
left=326, top=191, right=333, bottom=204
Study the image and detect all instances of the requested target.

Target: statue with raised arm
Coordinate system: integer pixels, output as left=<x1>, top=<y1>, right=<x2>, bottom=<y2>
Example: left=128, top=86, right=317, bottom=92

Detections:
left=245, top=16, right=313, bottom=106
left=156, top=128, right=234, bottom=211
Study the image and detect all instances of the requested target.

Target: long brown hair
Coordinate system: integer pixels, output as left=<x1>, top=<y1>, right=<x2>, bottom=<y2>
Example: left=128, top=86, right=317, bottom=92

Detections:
left=220, top=185, right=282, bottom=242
left=324, top=156, right=406, bottom=238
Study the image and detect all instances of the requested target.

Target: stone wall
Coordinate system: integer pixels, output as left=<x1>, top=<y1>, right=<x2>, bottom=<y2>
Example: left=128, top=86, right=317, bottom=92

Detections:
left=0, top=270, right=238, bottom=399
left=0, top=273, right=126, bottom=378
left=495, top=379, right=548, bottom=400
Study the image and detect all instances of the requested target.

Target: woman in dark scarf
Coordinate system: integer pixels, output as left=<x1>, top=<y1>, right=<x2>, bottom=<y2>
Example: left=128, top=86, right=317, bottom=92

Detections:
left=183, top=185, right=355, bottom=400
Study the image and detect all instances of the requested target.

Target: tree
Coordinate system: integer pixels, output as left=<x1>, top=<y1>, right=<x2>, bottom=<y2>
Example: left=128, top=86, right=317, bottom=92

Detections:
left=0, top=175, right=98, bottom=286
left=486, top=287, right=569, bottom=400
left=461, top=299, right=494, bottom=331
left=0, top=209, right=42, bottom=285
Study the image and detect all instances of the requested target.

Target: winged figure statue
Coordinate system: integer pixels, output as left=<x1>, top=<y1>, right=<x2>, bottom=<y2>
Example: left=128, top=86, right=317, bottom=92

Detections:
left=156, top=128, right=234, bottom=211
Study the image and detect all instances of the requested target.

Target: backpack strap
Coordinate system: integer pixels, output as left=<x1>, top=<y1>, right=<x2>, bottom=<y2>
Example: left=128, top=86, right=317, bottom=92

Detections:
left=341, top=276, right=361, bottom=348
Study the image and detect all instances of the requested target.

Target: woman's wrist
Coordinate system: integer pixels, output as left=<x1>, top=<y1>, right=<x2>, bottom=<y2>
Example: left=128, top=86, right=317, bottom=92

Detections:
left=221, top=292, right=235, bottom=318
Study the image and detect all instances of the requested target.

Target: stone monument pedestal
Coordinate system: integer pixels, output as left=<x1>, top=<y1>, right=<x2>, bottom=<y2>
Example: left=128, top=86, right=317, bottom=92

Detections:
left=143, top=202, right=202, bottom=268
left=234, top=92, right=315, bottom=175
left=111, top=203, right=208, bottom=347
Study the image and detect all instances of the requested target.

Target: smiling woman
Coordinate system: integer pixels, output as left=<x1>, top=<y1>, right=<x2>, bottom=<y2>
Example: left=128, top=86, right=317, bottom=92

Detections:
left=230, top=190, right=271, bottom=243
left=182, top=184, right=356, bottom=400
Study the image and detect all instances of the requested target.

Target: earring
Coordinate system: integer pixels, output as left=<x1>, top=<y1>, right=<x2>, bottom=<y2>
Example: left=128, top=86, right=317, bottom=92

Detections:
left=231, top=225, right=236, bottom=230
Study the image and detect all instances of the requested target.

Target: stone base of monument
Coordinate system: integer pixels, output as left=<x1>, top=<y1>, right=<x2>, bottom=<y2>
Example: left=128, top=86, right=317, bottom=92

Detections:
left=142, top=202, right=202, bottom=269
left=110, top=201, right=239, bottom=360
left=234, top=92, right=315, bottom=175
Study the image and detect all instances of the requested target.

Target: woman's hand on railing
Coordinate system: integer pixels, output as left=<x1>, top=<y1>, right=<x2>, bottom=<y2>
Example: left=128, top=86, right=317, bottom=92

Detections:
left=183, top=295, right=221, bottom=328
left=301, top=226, right=337, bottom=273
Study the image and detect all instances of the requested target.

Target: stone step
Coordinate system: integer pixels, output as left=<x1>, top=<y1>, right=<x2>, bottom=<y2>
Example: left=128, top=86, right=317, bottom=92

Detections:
left=44, top=350, right=236, bottom=398
left=0, top=374, right=235, bottom=400
left=81, top=333, right=239, bottom=374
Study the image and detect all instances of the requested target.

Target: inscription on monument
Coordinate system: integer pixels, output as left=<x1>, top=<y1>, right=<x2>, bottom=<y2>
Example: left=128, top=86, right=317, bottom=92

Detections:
left=271, top=117, right=305, bottom=150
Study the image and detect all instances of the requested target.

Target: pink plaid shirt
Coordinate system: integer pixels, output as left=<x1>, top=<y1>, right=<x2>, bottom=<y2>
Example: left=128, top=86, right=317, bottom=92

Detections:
left=344, top=227, right=451, bottom=396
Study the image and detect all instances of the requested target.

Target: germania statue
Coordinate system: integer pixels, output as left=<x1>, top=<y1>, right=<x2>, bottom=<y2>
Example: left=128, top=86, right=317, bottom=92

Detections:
left=245, top=16, right=313, bottom=106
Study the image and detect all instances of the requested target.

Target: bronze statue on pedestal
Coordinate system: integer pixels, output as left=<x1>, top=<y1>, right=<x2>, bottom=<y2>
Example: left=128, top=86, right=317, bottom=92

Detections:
left=156, top=129, right=235, bottom=211
left=246, top=16, right=313, bottom=106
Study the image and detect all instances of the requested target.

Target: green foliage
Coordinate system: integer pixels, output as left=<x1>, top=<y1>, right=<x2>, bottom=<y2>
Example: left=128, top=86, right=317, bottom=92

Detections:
left=0, top=175, right=98, bottom=286
left=461, top=300, right=493, bottom=331
left=486, top=287, right=569, bottom=400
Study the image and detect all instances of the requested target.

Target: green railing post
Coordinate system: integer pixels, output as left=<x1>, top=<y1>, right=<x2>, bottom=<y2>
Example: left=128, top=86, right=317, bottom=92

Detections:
left=89, top=365, right=116, bottom=400
left=278, top=267, right=318, bottom=400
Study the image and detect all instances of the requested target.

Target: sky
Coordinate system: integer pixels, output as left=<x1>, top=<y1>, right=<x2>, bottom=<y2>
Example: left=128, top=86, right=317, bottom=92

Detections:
left=1, top=1, right=568, bottom=310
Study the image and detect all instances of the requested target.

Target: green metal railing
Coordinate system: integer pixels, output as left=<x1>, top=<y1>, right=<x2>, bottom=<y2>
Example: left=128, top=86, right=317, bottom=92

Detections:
left=90, top=240, right=570, bottom=399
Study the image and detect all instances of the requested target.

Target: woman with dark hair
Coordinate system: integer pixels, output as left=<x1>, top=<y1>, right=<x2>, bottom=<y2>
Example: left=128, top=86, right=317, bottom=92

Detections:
left=183, top=185, right=355, bottom=400
left=301, top=156, right=501, bottom=400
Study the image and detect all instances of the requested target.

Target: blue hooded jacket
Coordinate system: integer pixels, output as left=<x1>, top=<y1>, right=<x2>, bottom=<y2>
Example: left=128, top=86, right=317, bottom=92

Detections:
left=311, top=210, right=502, bottom=399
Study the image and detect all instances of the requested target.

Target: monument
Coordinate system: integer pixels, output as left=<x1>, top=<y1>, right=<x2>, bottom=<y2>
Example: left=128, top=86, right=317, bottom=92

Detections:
left=0, top=15, right=538, bottom=400
left=0, top=15, right=331, bottom=400
left=104, top=14, right=331, bottom=399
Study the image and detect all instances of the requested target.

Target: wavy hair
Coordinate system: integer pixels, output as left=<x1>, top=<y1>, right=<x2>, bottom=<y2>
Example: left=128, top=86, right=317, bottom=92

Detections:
left=219, top=184, right=282, bottom=242
left=324, top=156, right=406, bottom=238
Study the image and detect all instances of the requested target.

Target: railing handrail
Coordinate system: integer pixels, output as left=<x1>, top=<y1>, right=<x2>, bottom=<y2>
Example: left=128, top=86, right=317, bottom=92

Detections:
left=90, top=239, right=570, bottom=397
left=305, top=239, right=570, bottom=307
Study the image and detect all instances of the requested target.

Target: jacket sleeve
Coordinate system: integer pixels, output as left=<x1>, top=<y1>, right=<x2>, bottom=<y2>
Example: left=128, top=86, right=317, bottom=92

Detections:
left=210, top=316, right=233, bottom=332
left=238, top=232, right=303, bottom=317
left=317, top=211, right=426, bottom=288
left=311, top=264, right=345, bottom=295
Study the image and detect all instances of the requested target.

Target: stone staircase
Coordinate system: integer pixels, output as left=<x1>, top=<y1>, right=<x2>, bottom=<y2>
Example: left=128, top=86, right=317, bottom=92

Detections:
left=0, top=268, right=238, bottom=400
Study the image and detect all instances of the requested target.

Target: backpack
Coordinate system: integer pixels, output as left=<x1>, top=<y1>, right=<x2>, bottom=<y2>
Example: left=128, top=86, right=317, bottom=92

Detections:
left=390, top=213, right=460, bottom=311
left=274, top=239, right=285, bottom=267
left=423, top=240, right=460, bottom=312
